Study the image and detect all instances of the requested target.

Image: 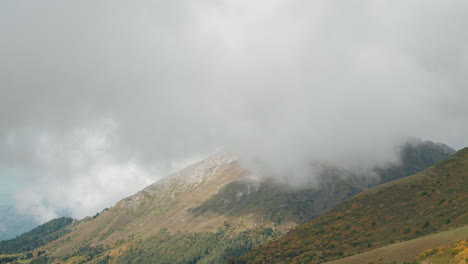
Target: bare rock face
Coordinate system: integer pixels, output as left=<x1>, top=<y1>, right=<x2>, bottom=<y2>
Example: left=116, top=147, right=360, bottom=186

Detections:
left=118, top=150, right=238, bottom=210
left=147, top=150, right=238, bottom=192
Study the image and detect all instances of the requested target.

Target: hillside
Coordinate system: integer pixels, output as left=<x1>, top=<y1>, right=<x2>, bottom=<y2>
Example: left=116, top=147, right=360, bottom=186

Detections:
left=418, top=236, right=468, bottom=264
left=3, top=141, right=455, bottom=264
left=236, top=148, right=468, bottom=264
left=42, top=142, right=450, bottom=252
left=44, top=151, right=248, bottom=255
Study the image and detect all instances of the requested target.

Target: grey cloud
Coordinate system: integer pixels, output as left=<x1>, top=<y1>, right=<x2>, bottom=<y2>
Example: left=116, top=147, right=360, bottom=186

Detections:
left=1, top=0, right=468, bottom=222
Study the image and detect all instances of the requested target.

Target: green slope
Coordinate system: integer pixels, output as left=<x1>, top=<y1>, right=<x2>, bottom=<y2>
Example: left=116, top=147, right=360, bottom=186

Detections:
left=235, top=148, right=468, bottom=264
left=115, top=227, right=280, bottom=264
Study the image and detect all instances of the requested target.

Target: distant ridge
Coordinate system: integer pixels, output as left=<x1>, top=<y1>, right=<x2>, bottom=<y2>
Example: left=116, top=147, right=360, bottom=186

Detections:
left=0, top=217, right=73, bottom=254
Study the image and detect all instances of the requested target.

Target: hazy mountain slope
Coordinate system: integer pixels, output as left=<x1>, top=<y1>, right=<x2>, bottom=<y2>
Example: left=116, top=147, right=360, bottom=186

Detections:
left=110, top=139, right=456, bottom=264
left=325, top=225, right=468, bottom=264
left=377, top=139, right=456, bottom=183
left=46, top=151, right=249, bottom=256
left=236, top=148, right=468, bottom=264
left=192, top=140, right=455, bottom=226
left=0, top=205, right=36, bottom=242
left=16, top=141, right=454, bottom=263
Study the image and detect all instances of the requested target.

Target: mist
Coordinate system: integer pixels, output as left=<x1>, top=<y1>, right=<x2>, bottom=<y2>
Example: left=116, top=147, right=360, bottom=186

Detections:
left=1, top=0, right=468, bottom=223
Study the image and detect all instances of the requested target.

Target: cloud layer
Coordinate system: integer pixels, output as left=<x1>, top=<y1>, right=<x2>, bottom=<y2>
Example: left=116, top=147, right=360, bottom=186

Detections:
left=1, top=0, right=468, bottom=223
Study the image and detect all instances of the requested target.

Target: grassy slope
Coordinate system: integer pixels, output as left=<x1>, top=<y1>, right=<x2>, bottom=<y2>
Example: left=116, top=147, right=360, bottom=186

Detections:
left=115, top=227, right=281, bottom=264
left=418, top=236, right=468, bottom=264
left=325, top=225, right=468, bottom=264
left=237, top=148, right=468, bottom=264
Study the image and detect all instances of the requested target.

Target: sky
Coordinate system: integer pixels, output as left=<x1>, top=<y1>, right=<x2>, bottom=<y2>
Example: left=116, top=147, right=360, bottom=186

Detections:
left=1, top=0, right=468, bottom=226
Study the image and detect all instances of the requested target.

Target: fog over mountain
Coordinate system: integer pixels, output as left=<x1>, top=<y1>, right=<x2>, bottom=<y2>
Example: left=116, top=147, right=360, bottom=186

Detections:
left=1, top=1, right=468, bottom=225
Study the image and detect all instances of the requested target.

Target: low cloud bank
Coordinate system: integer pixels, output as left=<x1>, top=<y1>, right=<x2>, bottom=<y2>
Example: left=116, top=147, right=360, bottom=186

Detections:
left=0, top=0, right=467, bottom=222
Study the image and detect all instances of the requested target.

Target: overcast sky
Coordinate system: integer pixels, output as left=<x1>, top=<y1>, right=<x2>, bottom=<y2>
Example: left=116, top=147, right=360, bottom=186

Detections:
left=1, top=0, right=468, bottom=224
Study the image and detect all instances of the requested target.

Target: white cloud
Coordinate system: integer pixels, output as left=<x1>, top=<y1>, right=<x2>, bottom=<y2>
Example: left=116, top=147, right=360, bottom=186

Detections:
left=1, top=0, right=468, bottom=222
left=13, top=122, right=167, bottom=221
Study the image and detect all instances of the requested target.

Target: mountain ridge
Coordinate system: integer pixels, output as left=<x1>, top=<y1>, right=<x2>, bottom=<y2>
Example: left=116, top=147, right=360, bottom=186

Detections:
left=0, top=140, right=457, bottom=264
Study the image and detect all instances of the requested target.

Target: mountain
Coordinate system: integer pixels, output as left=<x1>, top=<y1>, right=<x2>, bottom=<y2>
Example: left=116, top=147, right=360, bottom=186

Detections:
left=235, top=147, right=468, bottom=264
left=1, top=140, right=456, bottom=264
left=191, top=140, right=455, bottom=226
